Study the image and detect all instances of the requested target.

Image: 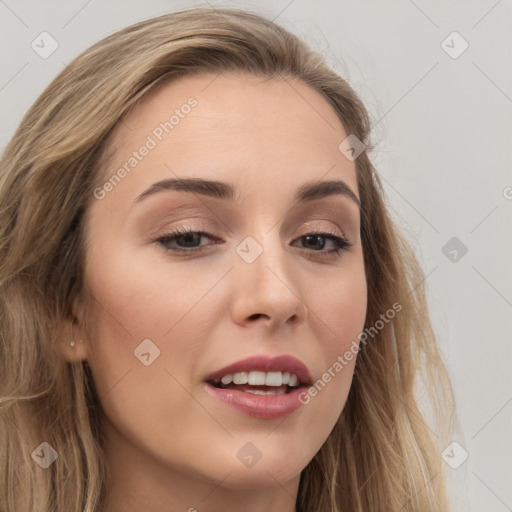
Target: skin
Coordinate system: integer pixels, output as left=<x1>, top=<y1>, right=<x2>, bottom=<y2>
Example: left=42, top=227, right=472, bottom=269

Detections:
left=60, top=72, right=367, bottom=512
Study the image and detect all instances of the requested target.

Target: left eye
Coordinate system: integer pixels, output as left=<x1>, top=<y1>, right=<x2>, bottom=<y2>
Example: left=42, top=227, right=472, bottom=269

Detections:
left=154, top=226, right=351, bottom=257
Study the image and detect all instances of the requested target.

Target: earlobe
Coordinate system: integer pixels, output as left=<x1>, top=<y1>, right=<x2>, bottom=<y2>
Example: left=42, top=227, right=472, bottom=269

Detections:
left=68, top=338, right=88, bottom=362
left=57, top=296, right=89, bottom=363
left=57, top=316, right=88, bottom=362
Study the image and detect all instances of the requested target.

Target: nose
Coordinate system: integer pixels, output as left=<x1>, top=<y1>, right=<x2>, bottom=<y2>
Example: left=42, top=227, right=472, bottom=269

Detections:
left=229, top=234, right=307, bottom=331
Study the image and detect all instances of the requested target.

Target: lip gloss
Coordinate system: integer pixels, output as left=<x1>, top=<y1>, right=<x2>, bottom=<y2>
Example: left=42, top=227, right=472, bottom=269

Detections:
left=204, top=382, right=306, bottom=419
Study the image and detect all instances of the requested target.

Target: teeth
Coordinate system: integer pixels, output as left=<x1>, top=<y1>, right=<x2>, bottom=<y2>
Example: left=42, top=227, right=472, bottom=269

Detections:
left=288, top=374, right=299, bottom=387
left=248, top=371, right=266, bottom=385
left=221, top=374, right=233, bottom=385
left=232, top=372, right=248, bottom=385
left=217, top=371, right=301, bottom=387
left=265, top=371, right=282, bottom=386
left=244, top=388, right=287, bottom=395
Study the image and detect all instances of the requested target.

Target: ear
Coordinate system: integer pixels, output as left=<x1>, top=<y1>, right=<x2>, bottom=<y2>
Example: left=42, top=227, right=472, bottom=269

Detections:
left=57, top=293, right=90, bottom=363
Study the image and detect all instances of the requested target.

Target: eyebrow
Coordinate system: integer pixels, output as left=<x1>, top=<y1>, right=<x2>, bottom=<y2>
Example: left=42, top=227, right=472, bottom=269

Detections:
left=133, top=177, right=360, bottom=208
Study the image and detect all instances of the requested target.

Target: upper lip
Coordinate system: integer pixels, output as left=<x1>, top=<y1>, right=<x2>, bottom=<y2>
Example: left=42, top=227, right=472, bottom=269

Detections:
left=204, top=354, right=313, bottom=386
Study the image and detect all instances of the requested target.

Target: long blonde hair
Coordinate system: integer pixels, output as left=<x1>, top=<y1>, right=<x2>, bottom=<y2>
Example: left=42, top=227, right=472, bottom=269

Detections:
left=0, top=7, right=456, bottom=511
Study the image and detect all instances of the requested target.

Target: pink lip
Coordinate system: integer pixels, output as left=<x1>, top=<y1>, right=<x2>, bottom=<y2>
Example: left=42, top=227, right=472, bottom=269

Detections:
left=204, top=354, right=313, bottom=385
left=204, top=383, right=307, bottom=419
left=203, top=354, right=313, bottom=420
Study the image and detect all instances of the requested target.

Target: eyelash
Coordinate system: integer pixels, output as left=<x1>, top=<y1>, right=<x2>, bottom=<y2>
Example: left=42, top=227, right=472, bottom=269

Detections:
left=154, top=225, right=352, bottom=260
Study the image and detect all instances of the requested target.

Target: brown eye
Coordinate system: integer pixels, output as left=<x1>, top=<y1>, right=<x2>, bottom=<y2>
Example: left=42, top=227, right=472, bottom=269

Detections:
left=155, top=227, right=218, bottom=253
left=154, top=225, right=351, bottom=260
left=292, top=232, right=351, bottom=259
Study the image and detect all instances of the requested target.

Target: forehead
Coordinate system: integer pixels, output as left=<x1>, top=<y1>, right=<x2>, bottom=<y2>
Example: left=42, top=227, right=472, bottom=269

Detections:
left=94, top=72, right=358, bottom=209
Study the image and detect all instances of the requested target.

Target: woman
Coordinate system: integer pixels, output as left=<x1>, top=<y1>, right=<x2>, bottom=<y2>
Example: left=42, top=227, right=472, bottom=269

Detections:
left=0, top=7, right=456, bottom=512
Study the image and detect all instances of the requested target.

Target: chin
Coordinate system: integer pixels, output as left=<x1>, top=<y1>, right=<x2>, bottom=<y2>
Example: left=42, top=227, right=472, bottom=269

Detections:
left=196, top=443, right=313, bottom=490
left=214, top=463, right=304, bottom=490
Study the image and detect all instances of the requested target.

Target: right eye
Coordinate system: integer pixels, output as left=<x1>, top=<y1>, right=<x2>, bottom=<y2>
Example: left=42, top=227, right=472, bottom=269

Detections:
left=155, top=226, right=221, bottom=253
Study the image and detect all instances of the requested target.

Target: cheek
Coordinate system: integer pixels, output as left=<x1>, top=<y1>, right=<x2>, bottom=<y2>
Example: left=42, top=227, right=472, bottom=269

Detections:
left=302, top=259, right=367, bottom=417
left=81, top=244, right=203, bottom=401
left=82, top=252, right=220, bottom=469
left=315, top=259, right=368, bottom=354
left=84, top=242, right=225, bottom=340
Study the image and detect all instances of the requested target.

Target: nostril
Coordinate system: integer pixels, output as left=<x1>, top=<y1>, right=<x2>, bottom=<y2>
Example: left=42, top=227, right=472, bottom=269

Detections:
left=248, top=313, right=267, bottom=321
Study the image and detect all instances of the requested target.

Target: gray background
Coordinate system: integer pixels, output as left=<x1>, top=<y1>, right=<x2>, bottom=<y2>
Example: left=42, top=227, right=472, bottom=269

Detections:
left=1, top=1, right=511, bottom=510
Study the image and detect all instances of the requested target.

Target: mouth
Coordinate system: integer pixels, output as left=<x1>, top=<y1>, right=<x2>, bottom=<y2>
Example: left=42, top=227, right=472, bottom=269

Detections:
left=207, top=370, right=304, bottom=395
left=203, top=355, right=313, bottom=419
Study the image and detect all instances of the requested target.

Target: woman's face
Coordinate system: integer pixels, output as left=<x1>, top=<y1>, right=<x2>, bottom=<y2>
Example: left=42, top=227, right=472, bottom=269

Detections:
left=70, top=72, right=367, bottom=500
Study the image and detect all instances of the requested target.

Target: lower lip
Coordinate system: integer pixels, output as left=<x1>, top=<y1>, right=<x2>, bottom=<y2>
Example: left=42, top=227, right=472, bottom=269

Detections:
left=204, top=383, right=307, bottom=419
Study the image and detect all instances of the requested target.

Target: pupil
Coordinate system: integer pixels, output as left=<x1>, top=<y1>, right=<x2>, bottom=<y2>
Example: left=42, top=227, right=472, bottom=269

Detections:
left=304, top=235, right=325, bottom=250
left=179, top=233, right=200, bottom=247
